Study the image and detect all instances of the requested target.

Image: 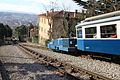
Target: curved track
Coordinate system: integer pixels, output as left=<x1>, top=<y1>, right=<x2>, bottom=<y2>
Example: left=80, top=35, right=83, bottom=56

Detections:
left=0, top=45, right=72, bottom=80
left=19, top=44, right=113, bottom=80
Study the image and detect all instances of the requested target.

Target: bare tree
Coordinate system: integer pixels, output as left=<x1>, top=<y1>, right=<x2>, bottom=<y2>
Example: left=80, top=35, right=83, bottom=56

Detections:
left=41, top=1, right=81, bottom=40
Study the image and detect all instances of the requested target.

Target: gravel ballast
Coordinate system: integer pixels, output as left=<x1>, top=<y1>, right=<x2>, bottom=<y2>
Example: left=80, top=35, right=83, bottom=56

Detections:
left=0, top=45, right=68, bottom=80
left=24, top=45, right=120, bottom=80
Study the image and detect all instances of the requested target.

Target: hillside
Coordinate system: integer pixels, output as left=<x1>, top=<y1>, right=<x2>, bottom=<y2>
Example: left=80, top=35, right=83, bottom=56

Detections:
left=0, top=12, right=38, bottom=29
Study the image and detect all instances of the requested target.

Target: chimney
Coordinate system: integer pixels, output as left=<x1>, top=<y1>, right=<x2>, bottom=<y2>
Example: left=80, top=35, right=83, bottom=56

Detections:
left=51, top=9, right=54, bottom=12
left=74, top=10, right=78, bottom=17
left=62, top=10, right=65, bottom=17
left=46, top=11, right=49, bottom=16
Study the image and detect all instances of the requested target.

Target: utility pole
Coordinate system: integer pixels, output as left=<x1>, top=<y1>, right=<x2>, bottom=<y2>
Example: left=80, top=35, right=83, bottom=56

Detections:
left=66, top=13, right=70, bottom=38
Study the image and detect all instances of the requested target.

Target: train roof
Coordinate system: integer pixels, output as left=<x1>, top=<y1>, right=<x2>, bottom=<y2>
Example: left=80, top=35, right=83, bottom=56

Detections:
left=84, top=10, right=120, bottom=22
left=76, top=11, right=120, bottom=28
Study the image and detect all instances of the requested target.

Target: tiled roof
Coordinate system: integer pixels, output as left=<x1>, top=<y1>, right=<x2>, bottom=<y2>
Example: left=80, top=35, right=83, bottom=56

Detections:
left=38, top=10, right=81, bottom=18
left=38, top=11, right=60, bottom=17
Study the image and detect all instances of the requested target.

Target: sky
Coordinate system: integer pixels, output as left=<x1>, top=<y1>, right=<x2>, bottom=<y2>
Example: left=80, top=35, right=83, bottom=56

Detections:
left=0, top=0, right=83, bottom=14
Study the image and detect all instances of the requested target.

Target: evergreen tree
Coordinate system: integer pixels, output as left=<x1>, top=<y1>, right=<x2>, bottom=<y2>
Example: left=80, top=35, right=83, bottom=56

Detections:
left=0, top=23, right=5, bottom=38
left=4, top=25, right=12, bottom=37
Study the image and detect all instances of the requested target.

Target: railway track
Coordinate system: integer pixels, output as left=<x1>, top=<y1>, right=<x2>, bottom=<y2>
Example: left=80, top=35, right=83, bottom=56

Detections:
left=0, top=61, right=10, bottom=80
left=19, top=44, right=113, bottom=80
left=22, top=43, right=120, bottom=64
left=18, top=44, right=79, bottom=80
left=0, top=45, right=74, bottom=80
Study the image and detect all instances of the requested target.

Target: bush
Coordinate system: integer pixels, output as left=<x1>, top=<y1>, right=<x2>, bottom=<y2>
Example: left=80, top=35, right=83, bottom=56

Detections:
left=27, top=37, right=32, bottom=42
left=45, top=39, right=51, bottom=47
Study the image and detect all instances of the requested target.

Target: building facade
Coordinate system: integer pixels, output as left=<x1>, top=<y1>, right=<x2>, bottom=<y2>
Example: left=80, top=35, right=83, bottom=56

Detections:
left=30, top=27, right=38, bottom=43
left=38, top=10, right=80, bottom=46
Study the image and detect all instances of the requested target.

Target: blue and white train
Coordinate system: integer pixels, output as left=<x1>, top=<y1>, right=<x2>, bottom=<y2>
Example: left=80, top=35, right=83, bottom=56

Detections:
left=48, top=11, right=120, bottom=55
left=48, top=38, right=76, bottom=52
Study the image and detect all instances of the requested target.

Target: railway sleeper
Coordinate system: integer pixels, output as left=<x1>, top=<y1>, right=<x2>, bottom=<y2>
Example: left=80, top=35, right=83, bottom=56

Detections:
left=19, top=44, right=113, bottom=80
left=39, top=55, right=42, bottom=57
left=31, top=51, right=36, bottom=54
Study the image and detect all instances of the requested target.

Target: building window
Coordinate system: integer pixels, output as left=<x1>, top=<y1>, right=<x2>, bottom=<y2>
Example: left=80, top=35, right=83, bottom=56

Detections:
left=41, top=37, right=43, bottom=42
left=85, top=27, right=97, bottom=38
left=100, top=24, right=117, bottom=38
left=41, top=18, right=43, bottom=23
left=44, top=18, right=46, bottom=24
left=44, top=29, right=46, bottom=33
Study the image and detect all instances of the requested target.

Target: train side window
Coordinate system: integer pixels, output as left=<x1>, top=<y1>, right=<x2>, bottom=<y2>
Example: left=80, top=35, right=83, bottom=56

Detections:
left=100, top=24, right=117, bottom=38
left=85, top=27, right=97, bottom=38
left=77, top=28, right=82, bottom=38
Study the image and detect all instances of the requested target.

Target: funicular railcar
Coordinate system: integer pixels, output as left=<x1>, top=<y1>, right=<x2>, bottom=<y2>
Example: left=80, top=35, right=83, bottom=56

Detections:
left=76, top=11, right=120, bottom=55
left=48, top=38, right=76, bottom=52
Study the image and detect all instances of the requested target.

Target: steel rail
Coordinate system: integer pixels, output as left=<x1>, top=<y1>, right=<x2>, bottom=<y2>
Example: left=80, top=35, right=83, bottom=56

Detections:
left=18, top=44, right=113, bottom=80
left=18, top=44, right=79, bottom=80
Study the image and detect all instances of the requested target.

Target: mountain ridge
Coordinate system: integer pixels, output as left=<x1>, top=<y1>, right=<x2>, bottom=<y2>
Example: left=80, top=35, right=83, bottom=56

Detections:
left=0, top=11, right=38, bottom=29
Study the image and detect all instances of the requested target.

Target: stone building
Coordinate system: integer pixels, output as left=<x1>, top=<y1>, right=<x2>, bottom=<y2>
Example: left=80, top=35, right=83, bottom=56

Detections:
left=30, top=27, right=38, bottom=43
left=38, top=10, right=81, bottom=46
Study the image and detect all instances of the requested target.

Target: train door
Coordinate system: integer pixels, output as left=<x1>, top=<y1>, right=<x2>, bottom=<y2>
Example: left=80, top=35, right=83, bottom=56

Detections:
left=77, top=27, right=82, bottom=38
left=76, top=27, right=85, bottom=50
